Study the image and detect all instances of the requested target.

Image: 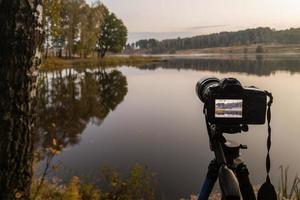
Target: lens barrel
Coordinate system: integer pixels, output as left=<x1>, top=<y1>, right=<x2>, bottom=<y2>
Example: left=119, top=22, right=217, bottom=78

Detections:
left=196, top=77, right=220, bottom=103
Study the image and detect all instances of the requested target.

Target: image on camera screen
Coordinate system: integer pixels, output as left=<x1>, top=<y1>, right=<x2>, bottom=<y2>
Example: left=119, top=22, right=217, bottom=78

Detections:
left=215, top=99, right=243, bottom=118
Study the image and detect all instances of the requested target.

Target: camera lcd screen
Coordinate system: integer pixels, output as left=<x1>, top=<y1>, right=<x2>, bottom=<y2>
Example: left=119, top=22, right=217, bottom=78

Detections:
left=215, top=99, right=243, bottom=118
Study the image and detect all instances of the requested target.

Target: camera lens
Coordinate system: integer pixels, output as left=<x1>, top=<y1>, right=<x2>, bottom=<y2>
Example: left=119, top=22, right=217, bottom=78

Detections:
left=196, top=76, right=220, bottom=103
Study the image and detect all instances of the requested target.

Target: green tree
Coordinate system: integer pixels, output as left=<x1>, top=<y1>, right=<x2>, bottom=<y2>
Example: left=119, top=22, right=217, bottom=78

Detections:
left=43, top=0, right=110, bottom=58
left=43, top=0, right=63, bottom=58
left=43, top=0, right=51, bottom=58
left=49, top=0, right=63, bottom=57
left=61, top=0, right=86, bottom=58
left=78, top=2, right=108, bottom=58
left=97, top=12, right=128, bottom=58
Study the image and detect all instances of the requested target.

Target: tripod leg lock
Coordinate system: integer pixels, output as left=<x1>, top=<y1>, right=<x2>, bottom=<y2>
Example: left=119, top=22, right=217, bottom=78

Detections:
left=235, top=163, right=250, bottom=176
left=235, top=163, right=256, bottom=200
left=207, top=159, right=219, bottom=179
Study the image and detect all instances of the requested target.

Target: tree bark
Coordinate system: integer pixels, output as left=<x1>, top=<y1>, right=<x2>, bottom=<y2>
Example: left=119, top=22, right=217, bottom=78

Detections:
left=58, top=47, right=62, bottom=58
left=0, top=0, right=43, bottom=199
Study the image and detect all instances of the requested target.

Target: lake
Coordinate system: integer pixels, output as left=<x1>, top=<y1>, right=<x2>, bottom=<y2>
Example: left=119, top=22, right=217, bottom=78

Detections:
left=36, top=55, right=300, bottom=199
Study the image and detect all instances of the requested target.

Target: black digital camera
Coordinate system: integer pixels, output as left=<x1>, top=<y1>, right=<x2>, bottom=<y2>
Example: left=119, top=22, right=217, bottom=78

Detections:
left=196, top=77, right=267, bottom=125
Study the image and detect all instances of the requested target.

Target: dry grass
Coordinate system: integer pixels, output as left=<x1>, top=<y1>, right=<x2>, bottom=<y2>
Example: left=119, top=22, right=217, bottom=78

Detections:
left=41, top=56, right=162, bottom=71
left=31, top=164, right=157, bottom=200
left=184, top=166, right=300, bottom=200
left=278, top=166, right=300, bottom=200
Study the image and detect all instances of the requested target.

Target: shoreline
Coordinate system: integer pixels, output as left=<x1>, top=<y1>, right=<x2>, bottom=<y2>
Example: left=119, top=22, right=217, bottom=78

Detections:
left=41, top=56, right=163, bottom=71
left=153, top=52, right=300, bottom=61
left=174, top=44, right=300, bottom=55
left=41, top=51, right=300, bottom=71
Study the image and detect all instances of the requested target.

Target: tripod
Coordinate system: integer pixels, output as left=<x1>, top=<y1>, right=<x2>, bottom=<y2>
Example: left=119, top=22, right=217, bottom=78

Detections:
left=198, top=122, right=256, bottom=200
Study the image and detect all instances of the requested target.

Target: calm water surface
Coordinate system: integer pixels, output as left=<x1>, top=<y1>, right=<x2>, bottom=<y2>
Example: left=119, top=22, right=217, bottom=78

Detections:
left=36, top=56, right=300, bottom=199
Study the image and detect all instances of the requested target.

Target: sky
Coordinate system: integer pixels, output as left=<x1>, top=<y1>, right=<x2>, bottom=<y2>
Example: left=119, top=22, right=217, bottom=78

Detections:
left=87, top=0, right=300, bottom=43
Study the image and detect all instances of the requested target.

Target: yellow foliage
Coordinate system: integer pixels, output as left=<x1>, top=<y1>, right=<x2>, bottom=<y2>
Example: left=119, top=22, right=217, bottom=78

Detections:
left=52, top=138, right=57, bottom=146
left=31, top=165, right=156, bottom=200
left=46, top=147, right=61, bottom=155
left=63, top=176, right=81, bottom=200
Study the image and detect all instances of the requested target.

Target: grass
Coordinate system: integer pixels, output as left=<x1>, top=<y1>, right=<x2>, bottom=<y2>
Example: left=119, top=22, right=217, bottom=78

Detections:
left=31, top=164, right=157, bottom=200
left=30, top=165, right=300, bottom=200
left=278, top=166, right=300, bottom=200
left=186, top=166, right=300, bottom=200
left=41, top=56, right=163, bottom=71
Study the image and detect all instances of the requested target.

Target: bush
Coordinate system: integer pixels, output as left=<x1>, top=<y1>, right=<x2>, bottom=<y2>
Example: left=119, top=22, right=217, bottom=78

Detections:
left=31, top=164, right=157, bottom=200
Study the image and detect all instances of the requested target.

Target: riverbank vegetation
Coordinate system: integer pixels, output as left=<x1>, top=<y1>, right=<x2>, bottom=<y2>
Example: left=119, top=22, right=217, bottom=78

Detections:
left=31, top=165, right=299, bottom=200
left=42, top=1, right=165, bottom=72
left=41, top=56, right=162, bottom=71
left=278, top=166, right=300, bottom=200
left=31, top=164, right=156, bottom=200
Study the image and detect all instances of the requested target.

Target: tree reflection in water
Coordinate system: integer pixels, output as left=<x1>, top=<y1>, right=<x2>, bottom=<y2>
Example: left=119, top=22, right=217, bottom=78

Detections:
left=35, top=69, right=128, bottom=159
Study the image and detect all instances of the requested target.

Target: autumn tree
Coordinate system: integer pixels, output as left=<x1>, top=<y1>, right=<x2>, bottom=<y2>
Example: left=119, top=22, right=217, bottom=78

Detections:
left=43, top=0, right=63, bottom=57
left=49, top=0, right=63, bottom=57
left=61, top=0, right=86, bottom=58
left=78, top=1, right=108, bottom=58
left=97, top=12, right=128, bottom=58
left=0, top=0, right=43, bottom=199
left=43, top=0, right=51, bottom=58
left=42, top=0, right=113, bottom=58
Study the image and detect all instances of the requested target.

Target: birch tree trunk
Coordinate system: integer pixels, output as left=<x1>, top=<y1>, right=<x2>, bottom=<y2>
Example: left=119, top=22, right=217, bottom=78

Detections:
left=0, top=0, right=43, bottom=199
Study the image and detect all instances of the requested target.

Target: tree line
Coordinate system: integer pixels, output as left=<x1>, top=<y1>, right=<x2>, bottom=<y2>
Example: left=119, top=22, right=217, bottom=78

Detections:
left=130, top=27, right=300, bottom=54
left=43, top=0, right=127, bottom=58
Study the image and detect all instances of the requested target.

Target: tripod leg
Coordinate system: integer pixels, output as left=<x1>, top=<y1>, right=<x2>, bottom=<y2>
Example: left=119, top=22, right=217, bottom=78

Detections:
left=198, top=159, right=219, bottom=200
left=235, top=163, right=256, bottom=200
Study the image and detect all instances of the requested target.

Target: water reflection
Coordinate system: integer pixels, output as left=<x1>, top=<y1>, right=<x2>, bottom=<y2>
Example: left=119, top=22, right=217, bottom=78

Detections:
left=144, top=56, right=300, bottom=76
left=32, top=57, right=300, bottom=199
left=35, top=69, right=128, bottom=158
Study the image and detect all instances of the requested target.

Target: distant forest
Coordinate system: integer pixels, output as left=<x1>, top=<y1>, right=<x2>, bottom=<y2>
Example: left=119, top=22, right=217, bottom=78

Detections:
left=127, top=27, right=300, bottom=54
